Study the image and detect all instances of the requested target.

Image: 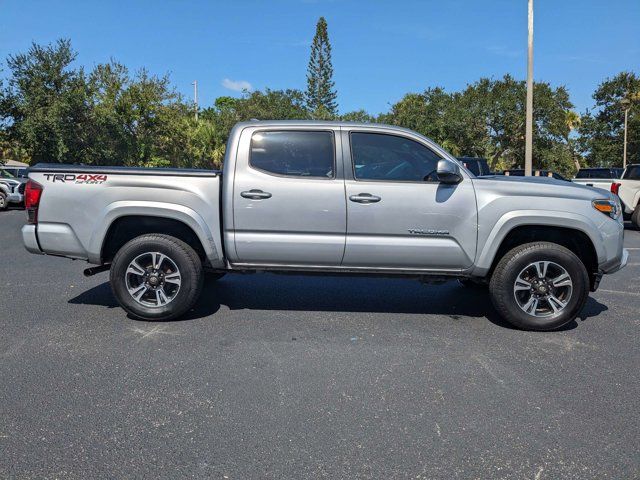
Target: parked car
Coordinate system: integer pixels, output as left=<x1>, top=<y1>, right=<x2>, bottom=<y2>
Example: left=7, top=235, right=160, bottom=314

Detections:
left=611, top=164, right=640, bottom=228
left=1, top=166, right=29, bottom=179
left=22, top=121, right=627, bottom=331
left=457, top=157, right=492, bottom=176
left=503, top=169, right=571, bottom=181
left=572, top=167, right=622, bottom=192
left=0, top=169, right=26, bottom=210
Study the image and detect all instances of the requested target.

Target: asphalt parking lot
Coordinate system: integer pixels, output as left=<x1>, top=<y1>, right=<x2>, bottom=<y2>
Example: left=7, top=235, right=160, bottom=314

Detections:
left=1, top=208, right=639, bottom=479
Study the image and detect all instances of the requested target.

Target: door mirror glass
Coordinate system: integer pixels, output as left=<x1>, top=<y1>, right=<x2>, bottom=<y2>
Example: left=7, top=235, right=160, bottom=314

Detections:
left=436, top=160, right=463, bottom=184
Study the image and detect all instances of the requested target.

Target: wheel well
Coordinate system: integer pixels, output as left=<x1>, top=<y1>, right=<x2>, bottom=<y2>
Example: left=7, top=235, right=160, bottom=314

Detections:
left=101, top=216, right=206, bottom=263
left=490, top=225, right=598, bottom=280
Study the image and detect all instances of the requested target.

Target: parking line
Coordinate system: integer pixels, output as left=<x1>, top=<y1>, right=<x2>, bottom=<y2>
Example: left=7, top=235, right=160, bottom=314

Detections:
left=597, top=289, right=640, bottom=297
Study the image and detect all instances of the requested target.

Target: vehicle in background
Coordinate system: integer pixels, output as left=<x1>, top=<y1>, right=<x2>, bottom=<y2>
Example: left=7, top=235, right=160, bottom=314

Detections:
left=21, top=121, right=627, bottom=331
left=0, top=169, right=26, bottom=210
left=1, top=166, right=29, bottom=179
left=502, top=169, right=571, bottom=182
left=572, top=167, right=622, bottom=192
left=611, top=164, right=640, bottom=228
left=457, top=157, right=492, bottom=176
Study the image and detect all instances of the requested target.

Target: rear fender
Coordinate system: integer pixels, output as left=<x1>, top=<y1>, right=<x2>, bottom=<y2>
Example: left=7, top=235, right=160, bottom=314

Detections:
left=88, top=201, right=224, bottom=267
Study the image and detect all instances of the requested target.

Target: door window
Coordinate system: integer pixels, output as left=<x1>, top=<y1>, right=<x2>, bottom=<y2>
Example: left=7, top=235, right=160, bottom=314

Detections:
left=350, top=132, right=442, bottom=182
left=250, top=130, right=334, bottom=178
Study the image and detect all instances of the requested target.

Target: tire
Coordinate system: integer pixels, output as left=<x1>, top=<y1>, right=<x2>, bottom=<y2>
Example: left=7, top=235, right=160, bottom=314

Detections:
left=489, top=242, right=589, bottom=331
left=110, top=234, right=203, bottom=321
left=632, top=205, right=640, bottom=230
left=0, top=192, right=7, bottom=211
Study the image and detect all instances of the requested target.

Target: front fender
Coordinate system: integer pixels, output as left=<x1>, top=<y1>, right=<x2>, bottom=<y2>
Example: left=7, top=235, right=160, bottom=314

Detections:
left=471, top=210, right=605, bottom=276
left=87, top=201, right=224, bottom=267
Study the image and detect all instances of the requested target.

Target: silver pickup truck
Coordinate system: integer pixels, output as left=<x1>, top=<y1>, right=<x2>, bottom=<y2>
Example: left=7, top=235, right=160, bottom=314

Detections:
left=22, top=121, right=628, bottom=330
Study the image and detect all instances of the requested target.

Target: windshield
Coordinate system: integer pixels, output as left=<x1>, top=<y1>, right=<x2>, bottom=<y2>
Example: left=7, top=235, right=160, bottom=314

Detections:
left=0, top=169, right=16, bottom=179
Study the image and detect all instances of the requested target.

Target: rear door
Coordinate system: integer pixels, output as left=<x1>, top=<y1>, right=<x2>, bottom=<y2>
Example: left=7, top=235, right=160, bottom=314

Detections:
left=232, top=126, right=346, bottom=266
left=341, top=129, right=477, bottom=271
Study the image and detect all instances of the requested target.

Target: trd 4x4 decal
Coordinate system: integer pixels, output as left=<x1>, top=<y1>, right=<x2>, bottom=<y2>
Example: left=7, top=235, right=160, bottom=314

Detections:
left=43, top=174, right=107, bottom=184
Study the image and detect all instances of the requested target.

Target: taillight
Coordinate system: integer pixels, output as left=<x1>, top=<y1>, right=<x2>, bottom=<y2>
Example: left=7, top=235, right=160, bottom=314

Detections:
left=611, top=182, right=621, bottom=195
left=25, top=179, right=43, bottom=224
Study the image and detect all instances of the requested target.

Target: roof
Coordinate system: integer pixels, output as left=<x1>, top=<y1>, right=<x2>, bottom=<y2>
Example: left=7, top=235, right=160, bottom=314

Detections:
left=235, top=119, right=418, bottom=134
left=4, top=160, right=29, bottom=167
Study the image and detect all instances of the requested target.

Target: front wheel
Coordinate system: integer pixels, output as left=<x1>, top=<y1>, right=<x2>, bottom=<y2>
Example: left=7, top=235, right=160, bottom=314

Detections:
left=0, top=192, right=7, bottom=211
left=110, top=234, right=203, bottom=321
left=489, top=242, right=589, bottom=331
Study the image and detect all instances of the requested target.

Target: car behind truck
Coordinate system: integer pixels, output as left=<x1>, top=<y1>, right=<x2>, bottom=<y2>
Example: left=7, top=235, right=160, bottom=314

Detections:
left=611, top=164, right=640, bottom=228
left=22, top=121, right=628, bottom=331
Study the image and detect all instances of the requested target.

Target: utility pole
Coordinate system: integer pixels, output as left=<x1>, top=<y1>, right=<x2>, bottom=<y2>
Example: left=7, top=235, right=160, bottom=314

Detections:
left=192, top=80, right=199, bottom=121
left=621, top=96, right=631, bottom=169
left=524, top=0, right=534, bottom=176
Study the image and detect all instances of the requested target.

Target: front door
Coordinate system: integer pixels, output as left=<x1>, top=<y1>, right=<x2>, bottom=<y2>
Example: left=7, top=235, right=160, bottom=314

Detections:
left=232, top=128, right=346, bottom=266
left=342, top=130, right=477, bottom=271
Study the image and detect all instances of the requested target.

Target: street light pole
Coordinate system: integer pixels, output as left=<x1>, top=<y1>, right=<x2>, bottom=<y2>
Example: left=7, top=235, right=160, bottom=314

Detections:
left=524, top=0, right=534, bottom=176
left=192, top=80, right=199, bottom=121
left=621, top=96, right=631, bottom=169
left=623, top=107, right=629, bottom=169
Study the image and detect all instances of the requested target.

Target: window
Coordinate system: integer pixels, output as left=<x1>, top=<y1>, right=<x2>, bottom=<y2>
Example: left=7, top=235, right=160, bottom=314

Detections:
left=624, top=166, right=640, bottom=180
left=350, top=132, right=442, bottom=182
left=576, top=168, right=613, bottom=179
left=250, top=130, right=334, bottom=178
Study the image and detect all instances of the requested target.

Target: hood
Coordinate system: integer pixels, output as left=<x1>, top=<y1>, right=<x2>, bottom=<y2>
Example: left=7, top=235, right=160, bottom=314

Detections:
left=473, top=174, right=614, bottom=202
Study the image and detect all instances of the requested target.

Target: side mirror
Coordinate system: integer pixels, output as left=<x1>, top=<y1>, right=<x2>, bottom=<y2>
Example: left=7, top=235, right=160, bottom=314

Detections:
left=436, top=159, right=463, bottom=184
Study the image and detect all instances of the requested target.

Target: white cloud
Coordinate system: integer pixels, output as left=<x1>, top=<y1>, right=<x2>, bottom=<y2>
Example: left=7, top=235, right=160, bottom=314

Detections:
left=221, top=78, right=252, bottom=92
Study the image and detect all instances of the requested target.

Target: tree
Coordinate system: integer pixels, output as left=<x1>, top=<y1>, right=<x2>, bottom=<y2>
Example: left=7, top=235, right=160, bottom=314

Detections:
left=305, top=17, right=338, bottom=119
left=340, top=110, right=376, bottom=123
left=382, top=75, right=579, bottom=176
left=2, top=39, right=93, bottom=164
left=577, top=72, right=640, bottom=167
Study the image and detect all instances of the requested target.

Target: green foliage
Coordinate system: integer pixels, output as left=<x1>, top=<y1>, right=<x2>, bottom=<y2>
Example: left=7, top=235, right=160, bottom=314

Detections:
left=305, top=17, right=338, bottom=118
left=382, top=76, right=579, bottom=176
left=340, top=110, right=376, bottom=123
left=577, top=72, right=640, bottom=167
left=0, top=38, right=636, bottom=178
left=3, top=39, right=93, bottom=164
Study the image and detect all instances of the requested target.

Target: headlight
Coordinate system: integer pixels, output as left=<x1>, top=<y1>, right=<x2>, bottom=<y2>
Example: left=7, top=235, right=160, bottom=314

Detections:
left=592, top=199, right=620, bottom=219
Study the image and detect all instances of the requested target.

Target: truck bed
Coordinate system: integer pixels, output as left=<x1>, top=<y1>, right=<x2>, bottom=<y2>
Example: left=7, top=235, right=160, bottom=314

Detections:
left=24, top=163, right=225, bottom=267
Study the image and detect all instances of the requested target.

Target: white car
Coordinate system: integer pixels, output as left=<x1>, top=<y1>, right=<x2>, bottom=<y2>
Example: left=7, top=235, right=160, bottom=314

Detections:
left=612, top=164, right=640, bottom=228
left=572, top=167, right=623, bottom=192
left=0, top=169, right=25, bottom=210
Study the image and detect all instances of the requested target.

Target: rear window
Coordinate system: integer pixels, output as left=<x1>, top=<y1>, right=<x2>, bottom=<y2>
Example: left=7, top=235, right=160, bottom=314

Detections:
left=576, top=168, right=612, bottom=179
left=623, top=166, right=640, bottom=180
left=250, top=130, right=335, bottom=178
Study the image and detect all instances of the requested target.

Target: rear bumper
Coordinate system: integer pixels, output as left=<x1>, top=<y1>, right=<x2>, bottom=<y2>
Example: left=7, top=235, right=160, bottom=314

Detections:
left=22, top=224, right=42, bottom=255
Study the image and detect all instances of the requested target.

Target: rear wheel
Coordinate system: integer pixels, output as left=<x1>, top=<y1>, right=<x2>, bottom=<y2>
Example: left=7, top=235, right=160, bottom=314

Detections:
left=0, top=192, right=7, bottom=210
left=110, top=234, right=203, bottom=321
left=489, top=242, right=589, bottom=331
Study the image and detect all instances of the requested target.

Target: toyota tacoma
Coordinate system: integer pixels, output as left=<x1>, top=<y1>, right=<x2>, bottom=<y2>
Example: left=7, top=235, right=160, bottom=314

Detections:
left=22, top=121, right=628, bottom=330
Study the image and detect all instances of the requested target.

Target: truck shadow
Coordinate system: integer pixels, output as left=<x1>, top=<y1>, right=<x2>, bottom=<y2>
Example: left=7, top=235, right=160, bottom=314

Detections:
left=69, top=273, right=608, bottom=331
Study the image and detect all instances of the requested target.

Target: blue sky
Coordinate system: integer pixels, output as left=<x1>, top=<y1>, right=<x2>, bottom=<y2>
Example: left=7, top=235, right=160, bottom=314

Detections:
left=1, top=0, right=638, bottom=114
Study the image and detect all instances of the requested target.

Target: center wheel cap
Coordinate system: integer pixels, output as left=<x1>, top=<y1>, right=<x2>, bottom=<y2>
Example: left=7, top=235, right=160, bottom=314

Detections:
left=148, top=275, right=160, bottom=286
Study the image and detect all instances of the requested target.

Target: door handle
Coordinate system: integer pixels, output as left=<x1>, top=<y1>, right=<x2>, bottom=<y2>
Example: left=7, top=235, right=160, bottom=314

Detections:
left=349, top=193, right=381, bottom=204
left=241, top=189, right=272, bottom=200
